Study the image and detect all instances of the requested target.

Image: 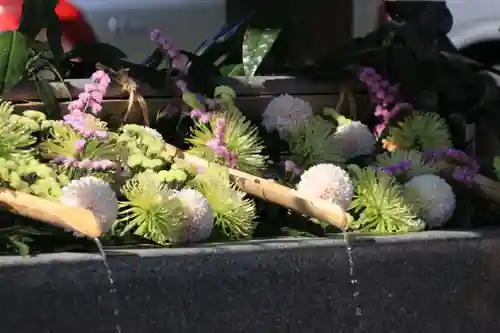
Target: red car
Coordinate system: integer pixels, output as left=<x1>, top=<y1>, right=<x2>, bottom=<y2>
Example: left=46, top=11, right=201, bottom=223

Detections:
left=0, top=0, right=97, bottom=52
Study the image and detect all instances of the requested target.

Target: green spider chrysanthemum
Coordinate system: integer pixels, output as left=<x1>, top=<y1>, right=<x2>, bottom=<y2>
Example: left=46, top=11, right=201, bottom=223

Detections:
left=347, top=165, right=425, bottom=233
left=0, top=101, right=37, bottom=159
left=286, top=115, right=344, bottom=168
left=39, top=121, right=120, bottom=182
left=386, top=111, right=452, bottom=150
left=376, top=149, right=439, bottom=180
left=117, top=170, right=186, bottom=245
left=189, top=164, right=257, bottom=239
left=186, top=112, right=267, bottom=174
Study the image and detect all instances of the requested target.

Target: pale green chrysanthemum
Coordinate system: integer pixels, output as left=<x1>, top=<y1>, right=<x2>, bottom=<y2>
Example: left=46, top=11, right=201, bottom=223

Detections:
left=404, top=174, right=456, bottom=228
left=0, top=156, right=62, bottom=198
left=347, top=165, right=425, bottom=233
left=189, top=165, right=257, bottom=239
left=287, top=115, right=345, bottom=169
left=117, top=170, right=186, bottom=245
left=117, top=124, right=172, bottom=171
left=186, top=112, right=267, bottom=175
left=376, top=149, right=439, bottom=179
left=386, top=111, right=452, bottom=150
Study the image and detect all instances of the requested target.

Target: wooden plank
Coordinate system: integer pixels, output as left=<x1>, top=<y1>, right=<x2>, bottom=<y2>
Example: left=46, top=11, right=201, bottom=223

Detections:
left=13, top=94, right=371, bottom=123
left=4, top=76, right=359, bottom=103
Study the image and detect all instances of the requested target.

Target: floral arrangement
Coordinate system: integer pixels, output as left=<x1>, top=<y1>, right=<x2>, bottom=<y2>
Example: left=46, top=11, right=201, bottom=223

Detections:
left=0, top=12, right=497, bottom=256
left=1, top=58, right=491, bottom=257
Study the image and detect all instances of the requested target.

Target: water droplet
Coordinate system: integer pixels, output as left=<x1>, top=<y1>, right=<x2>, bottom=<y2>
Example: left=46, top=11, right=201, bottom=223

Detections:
left=95, top=238, right=123, bottom=333
left=343, top=232, right=364, bottom=326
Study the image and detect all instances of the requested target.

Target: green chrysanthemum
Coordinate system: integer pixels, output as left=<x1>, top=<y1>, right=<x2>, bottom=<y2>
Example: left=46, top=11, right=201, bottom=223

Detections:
left=0, top=101, right=37, bottom=159
left=286, top=115, right=344, bottom=168
left=0, top=156, right=62, bottom=199
left=189, top=165, right=256, bottom=239
left=347, top=165, right=425, bottom=233
left=376, top=149, right=439, bottom=180
left=117, top=170, right=186, bottom=245
left=386, top=111, right=452, bottom=150
left=117, top=124, right=172, bottom=171
left=186, top=112, right=267, bottom=174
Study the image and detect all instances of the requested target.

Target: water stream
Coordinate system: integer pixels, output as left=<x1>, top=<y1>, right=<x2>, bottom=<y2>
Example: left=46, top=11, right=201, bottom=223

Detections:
left=94, top=238, right=123, bottom=333
left=343, top=231, right=364, bottom=329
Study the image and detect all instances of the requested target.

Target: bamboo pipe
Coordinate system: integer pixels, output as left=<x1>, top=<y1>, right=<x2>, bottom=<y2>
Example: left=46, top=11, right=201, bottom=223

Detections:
left=472, top=174, right=500, bottom=203
left=164, top=144, right=348, bottom=230
left=0, top=188, right=103, bottom=238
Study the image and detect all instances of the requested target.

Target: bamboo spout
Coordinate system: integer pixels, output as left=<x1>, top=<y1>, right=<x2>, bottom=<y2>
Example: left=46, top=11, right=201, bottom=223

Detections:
left=165, top=144, right=348, bottom=230
left=0, top=188, right=103, bottom=238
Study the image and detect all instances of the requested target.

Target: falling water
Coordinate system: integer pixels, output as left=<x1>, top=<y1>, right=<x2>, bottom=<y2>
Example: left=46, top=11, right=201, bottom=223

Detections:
left=343, top=231, right=364, bottom=327
left=94, top=238, right=123, bottom=333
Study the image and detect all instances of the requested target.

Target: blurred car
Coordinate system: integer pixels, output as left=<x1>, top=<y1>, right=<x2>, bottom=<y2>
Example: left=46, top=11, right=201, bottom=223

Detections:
left=446, top=0, right=500, bottom=66
left=0, top=0, right=226, bottom=62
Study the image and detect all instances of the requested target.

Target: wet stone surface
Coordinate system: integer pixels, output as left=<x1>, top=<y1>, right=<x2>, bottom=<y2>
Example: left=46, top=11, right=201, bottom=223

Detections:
left=1, top=231, right=500, bottom=333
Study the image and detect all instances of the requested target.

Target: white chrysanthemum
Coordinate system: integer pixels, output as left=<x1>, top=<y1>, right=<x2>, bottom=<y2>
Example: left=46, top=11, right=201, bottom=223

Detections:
left=175, top=188, right=214, bottom=243
left=60, top=176, right=118, bottom=233
left=296, top=163, right=354, bottom=210
left=335, top=121, right=376, bottom=159
left=141, top=125, right=164, bottom=141
left=404, top=174, right=456, bottom=228
left=262, top=94, right=313, bottom=138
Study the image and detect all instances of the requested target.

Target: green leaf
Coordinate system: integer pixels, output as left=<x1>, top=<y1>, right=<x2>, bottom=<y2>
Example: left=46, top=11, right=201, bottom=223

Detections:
left=242, top=28, right=280, bottom=81
left=0, top=31, right=30, bottom=94
left=34, top=74, right=59, bottom=119
left=220, top=64, right=245, bottom=76
left=182, top=91, right=205, bottom=111
left=8, top=235, right=30, bottom=257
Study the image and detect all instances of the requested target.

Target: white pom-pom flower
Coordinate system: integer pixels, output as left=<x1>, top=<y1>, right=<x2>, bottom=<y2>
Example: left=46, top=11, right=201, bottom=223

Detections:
left=175, top=188, right=214, bottom=243
left=262, top=94, right=313, bottom=139
left=335, top=121, right=376, bottom=159
left=404, top=174, right=456, bottom=228
left=60, top=176, right=118, bottom=234
left=296, top=163, right=354, bottom=210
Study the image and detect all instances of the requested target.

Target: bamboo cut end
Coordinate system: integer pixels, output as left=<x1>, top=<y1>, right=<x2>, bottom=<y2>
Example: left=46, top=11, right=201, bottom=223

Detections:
left=0, top=188, right=103, bottom=238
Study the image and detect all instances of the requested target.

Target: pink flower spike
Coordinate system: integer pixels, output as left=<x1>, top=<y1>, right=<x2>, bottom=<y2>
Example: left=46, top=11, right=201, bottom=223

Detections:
left=199, top=114, right=211, bottom=124
left=150, top=29, right=161, bottom=41
left=98, top=75, right=111, bottom=88
left=374, top=105, right=389, bottom=117
left=176, top=80, right=187, bottom=92
left=78, top=92, right=91, bottom=104
left=206, top=139, right=219, bottom=150
left=215, top=117, right=226, bottom=130
left=75, top=139, right=86, bottom=152
left=190, top=109, right=203, bottom=118
left=91, top=103, right=103, bottom=114
left=90, top=91, right=104, bottom=103
left=172, top=54, right=189, bottom=72
left=373, top=123, right=386, bottom=138
left=84, top=83, right=100, bottom=93
left=91, top=70, right=107, bottom=81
